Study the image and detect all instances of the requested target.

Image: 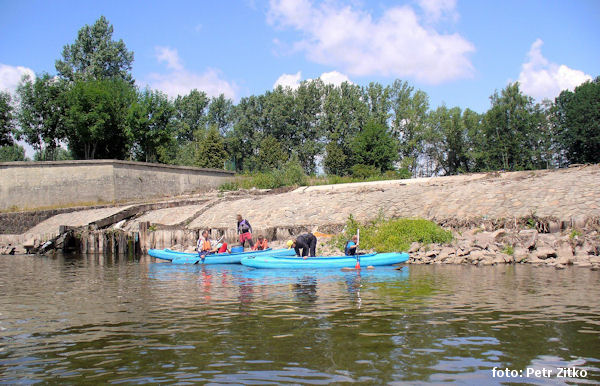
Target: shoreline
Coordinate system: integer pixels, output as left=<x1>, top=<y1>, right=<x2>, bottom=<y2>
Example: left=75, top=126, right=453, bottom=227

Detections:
left=0, top=165, right=598, bottom=270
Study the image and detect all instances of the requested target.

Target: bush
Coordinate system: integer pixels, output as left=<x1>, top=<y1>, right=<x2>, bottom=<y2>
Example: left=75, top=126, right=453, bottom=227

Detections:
left=334, top=215, right=453, bottom=253
left=218, top=181, right=239, bottom=192
left=351, top=164, right=380, bottom=179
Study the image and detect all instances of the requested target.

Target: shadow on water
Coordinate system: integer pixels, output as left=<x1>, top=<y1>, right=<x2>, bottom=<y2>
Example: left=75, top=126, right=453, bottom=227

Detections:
left=1, top=254, right=599, bottom=384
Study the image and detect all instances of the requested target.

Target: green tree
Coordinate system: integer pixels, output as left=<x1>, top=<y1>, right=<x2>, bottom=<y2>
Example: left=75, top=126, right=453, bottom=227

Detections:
left=363, top=82, right=391, bottom=126
left=16, top=73, right=68, bottom=160
left=0, top=91, right=15, bottom=146
left=293, top=80, right=325, bottom=173
left=64, top=78, right=136, bottom=159
left=0, top=144, right=27, bottom=162
left=553, top=77, right=600, bottom=165
left=196, top=126, right=228, bottom=169
left=352, top=120, right=398, bottom=172
left=55, top=16, right=134, bottom=82
left=256, top=135, right=288, bottom=170
left=128, top=88, right=176, bottom=163
left=174, top=89, right=209, bottom=143
left=207, top=94, right=234, bottom=135
left=228, top=94, right=265, bottom=171
left=34, top=147, right=72, bottom=161
left=321, top=82, right=368, bottom=175
left=390, top=80, right=430, bottom=176
left=481, top=82, right=546, bottom=171
left=425, top=106, right=469, bottom=175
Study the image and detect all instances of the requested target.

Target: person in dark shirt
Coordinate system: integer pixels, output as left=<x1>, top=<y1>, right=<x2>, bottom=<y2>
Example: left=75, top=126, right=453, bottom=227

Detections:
left=290, top=233, right=317, bottom=258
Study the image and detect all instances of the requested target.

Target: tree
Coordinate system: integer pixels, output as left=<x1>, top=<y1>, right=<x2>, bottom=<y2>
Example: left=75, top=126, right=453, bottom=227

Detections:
left=390, top=80, right=430, bottom=176
left=174, top=89, right=209, bottom=143
left=128, top=88, right=176, bottom=163
left=553, top=77, right=600, bottom=165
left=196, top=126, right=228, bottom=169
left=255, top=135, right=288, bottom=170
left=0, top=144, right=27, bottom=162
left=321, top=82, right=368, bottom=175
left=0, top=91, right=15, bottom=146
left=64, top=78, right=136, bottom=159
left=207, top=94, right=234, bottom=135
left=352, top=120, right=398, bottom=172
left=425, top=106, right=470, bottom=175
left=481, top=82, right=545, bottom=171
left=55, top=16, right=134, bottom=82
left=16, top=73, right=68, bottom=160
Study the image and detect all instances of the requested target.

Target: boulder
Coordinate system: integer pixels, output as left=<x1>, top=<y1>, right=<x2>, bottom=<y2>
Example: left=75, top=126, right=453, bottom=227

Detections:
left=535, top=247, right=557, bottom=260
left=513, top=247, right=528, bottom=263
left=408, top=242, right=421, bottom=253
left=519, top=229, right=538, bottom=250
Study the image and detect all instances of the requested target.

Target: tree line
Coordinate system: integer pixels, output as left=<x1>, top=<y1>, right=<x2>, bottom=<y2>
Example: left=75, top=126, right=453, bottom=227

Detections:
left=1, top=16, right=598, bottom=178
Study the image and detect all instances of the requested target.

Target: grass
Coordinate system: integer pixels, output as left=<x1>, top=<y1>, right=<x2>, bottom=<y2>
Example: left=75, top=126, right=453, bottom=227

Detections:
left=569, top=229, right=582, bottom=239
left=502, top=245, right=515, bottom=255
left=219, top=168, right=412, bottom=192
left=332, top=214, right=453, bottom=253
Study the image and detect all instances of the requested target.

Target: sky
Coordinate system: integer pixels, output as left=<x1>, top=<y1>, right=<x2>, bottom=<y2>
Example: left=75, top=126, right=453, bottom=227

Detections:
left=1, top=0, right=598, bottom=116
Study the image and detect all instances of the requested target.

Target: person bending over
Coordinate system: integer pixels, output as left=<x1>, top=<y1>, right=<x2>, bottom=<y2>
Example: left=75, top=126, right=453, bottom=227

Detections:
left=344, top=235, right=359, bottom=256
left=291, top=233, right=317, bottom=258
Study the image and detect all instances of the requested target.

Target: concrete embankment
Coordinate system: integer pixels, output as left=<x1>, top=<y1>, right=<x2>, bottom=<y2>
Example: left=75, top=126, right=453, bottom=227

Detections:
left=1, top=165, right=599, bottom=269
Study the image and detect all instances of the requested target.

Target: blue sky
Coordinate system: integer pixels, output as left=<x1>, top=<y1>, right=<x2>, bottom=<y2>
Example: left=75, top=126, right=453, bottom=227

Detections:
left=1, top=0, right=598, bottom=115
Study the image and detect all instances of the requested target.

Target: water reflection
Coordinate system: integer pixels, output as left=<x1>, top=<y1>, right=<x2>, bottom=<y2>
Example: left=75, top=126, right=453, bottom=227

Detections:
left=0, top=255, right=599, bottom=384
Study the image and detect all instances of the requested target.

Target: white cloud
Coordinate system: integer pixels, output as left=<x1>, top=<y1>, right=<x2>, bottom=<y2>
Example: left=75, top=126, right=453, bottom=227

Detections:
left=148, top=46, right=237, bottom=99
left=319, top=70, right=351, bottom=87
left=0, top=63, right=35, bottom=94
left=155, top=46, right=183, bottom=71
left=273, top=71, right=302, bottom=89
left=267, top=0, right=474, bottom=84
left=518, top=39, right=592, bottom=100
left=418, top=0, right=458, bottom=23
left=273, top=70, right=352, bottom=89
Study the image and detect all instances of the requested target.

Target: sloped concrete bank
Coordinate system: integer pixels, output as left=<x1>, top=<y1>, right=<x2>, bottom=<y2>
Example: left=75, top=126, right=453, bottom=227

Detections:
left=1, top=165, right=599, bottom=269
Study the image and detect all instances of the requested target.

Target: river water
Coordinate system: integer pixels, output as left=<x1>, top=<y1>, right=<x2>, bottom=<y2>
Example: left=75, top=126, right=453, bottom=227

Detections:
left=1, top=254, right=599, bottom=384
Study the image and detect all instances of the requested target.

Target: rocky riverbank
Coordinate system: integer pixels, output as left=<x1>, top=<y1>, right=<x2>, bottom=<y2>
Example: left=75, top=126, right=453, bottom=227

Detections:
left=1, top=165, right=599, bottom=269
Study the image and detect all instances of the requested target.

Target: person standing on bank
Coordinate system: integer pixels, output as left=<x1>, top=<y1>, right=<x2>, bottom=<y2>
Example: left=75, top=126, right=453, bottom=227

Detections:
left=290, top=233, right=317, bottom=258
left=237, top=214, right=254, bottom=249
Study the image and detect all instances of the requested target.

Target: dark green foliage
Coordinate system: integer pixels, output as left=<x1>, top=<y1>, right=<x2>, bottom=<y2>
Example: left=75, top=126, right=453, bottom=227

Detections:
left=0, top=92, right=15, bottom=146
left=479, top=83, right=547, bottom=171
left=128, top=88, right=176, bottom=163
left=0, top=144, right=27, bottom=162
left=335, top=215, right=453, bottom=253
left=350, top=164, right=380, bottom=179
left=256, top=135, right=288, bottom=170
left=174, top=89, right=209, bottom=143
left=16, top=73, right=68, bottom=159
left=352, top=120, right=399, bottom=172
left=195, top=126, right=228, bottom=169
left=64, top=78, right=136, bottom=159
left=553, top=77, right=600, bottom=165
left=55, top=16, right=134, bottom=82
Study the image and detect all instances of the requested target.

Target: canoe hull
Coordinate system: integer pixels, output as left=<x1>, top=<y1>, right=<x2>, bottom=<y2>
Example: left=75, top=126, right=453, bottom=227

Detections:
left=148, top=248, right=296, bottom=265
left=240, top=252, right=409, bottom=269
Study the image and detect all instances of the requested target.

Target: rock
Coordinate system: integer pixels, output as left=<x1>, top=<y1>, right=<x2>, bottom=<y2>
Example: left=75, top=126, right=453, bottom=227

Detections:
left=425, top=250, right=437, bottom=258
left=519, top=229, right=538, bottom=250
left=491, top=229, right=508, bottom=242
left=535, top=247, right=557, bottom=260
left=555, top=264, right=566, bottom=270
left=13, top=246, right=26, bottom=255
left=436, top=247, right=455, bottom=261
left=513, top=247, right=528, bottom=263
left=574, top=262, right=592, bottom=268
left=367, top=265, right=375, bottom=269
left=591, top=265, right=599, bottom=271
left=408, top=242, right=421, bottom=253
left=573, top=254, right=590, bottom=264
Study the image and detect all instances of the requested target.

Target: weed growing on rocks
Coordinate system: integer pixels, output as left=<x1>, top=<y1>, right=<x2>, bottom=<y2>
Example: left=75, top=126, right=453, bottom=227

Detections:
left=333, top=215, right=453, bottom=253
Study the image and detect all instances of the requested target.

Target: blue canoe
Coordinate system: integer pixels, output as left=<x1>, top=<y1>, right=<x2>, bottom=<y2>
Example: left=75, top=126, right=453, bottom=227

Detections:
left=148, top=248, right=296, bottom=265
left=240, top=252, right=409, bottom=269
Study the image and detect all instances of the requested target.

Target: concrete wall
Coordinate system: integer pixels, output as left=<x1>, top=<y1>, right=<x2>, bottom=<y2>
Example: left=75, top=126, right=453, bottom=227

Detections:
left=0, top=160, right=234, bottom=211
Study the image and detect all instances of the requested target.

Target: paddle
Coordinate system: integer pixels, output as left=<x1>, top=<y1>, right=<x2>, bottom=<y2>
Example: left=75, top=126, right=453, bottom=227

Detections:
left=355, top=228, right=361, bottom=270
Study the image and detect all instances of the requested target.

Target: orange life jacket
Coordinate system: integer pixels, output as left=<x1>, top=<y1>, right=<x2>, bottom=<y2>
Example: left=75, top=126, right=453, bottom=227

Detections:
left=200, top=240, right=211, bottom=252
left=252, top=239, right=268, bottom=251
